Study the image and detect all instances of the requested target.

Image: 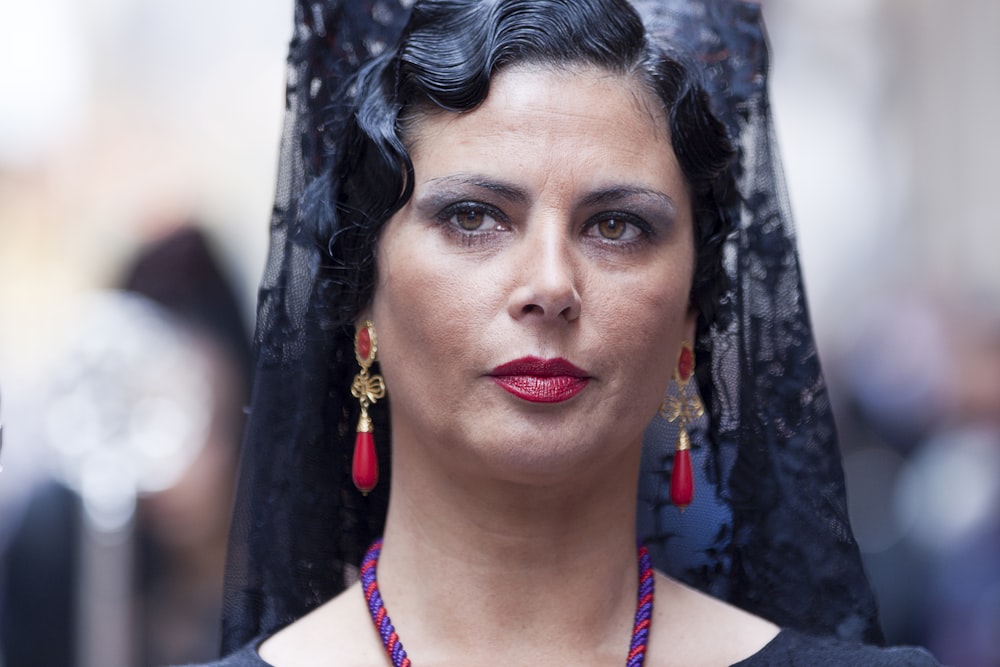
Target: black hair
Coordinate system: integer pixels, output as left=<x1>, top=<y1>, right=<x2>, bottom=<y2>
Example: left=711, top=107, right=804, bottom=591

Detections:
left=306, top=0, right=736, bottom=337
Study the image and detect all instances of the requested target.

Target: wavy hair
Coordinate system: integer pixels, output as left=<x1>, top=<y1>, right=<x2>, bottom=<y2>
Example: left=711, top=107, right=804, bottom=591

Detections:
left=304, top=0, right=736, bottom=338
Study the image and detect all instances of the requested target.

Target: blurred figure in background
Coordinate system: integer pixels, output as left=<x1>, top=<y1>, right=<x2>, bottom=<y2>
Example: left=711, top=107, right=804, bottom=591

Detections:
left=0, top=225, right=250, bottom=667
left=122, top=226, right=251, bottom=665
left=829, top=290, right=1000, bottom=667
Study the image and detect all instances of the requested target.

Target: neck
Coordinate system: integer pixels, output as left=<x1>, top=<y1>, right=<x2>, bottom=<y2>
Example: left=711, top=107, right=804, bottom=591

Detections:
left=376, top=435, right=644, bottom=664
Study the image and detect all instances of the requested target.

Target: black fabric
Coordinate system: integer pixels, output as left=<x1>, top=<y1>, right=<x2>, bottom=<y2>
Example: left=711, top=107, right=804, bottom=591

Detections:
left=220, top=0, right=884, bottom=657
left=730, top=630, right=940, bottom=667
left=632, top=0, right=882, bottom=642
left=181, top=629, right=938, bottom=667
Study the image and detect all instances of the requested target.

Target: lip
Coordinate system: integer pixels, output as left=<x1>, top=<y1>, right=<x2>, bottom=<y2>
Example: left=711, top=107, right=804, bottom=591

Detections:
left=489, top=356, right=591, bottom=403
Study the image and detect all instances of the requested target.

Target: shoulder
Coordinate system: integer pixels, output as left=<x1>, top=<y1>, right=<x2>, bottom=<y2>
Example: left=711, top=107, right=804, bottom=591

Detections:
left=649, top=573, right=780, bottom=665
left=257, top=581, right=385, bottom=666
left=733, top=629, right=941, bottom=667
left=648, top=575, right=939, bottom=667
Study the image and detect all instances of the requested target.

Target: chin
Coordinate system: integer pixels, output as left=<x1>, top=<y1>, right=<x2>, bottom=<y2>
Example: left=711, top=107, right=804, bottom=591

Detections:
left=447, top=422, right=639, bottom=488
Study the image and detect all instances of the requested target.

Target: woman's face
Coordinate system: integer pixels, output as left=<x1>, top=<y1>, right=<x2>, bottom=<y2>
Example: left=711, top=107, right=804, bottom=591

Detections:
left=369, top=65, right=697, bottom=486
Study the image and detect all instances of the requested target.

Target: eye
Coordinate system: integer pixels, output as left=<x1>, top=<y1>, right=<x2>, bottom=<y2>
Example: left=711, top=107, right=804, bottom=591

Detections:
left=453, top=208, right=492, bottom=231
left=597, top=217, right=627, bottom=240
left=584, top=213, right=650, bottom=244
left=439, top=202, right=507, bottom=232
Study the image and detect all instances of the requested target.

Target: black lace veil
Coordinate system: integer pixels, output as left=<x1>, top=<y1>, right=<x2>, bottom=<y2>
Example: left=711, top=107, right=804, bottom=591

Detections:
left=221, top=0, right=883, bottom=653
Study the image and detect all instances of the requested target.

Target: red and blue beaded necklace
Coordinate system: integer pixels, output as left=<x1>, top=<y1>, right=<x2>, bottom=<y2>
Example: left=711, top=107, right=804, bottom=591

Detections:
left=361, top=539, right=655, bottom=667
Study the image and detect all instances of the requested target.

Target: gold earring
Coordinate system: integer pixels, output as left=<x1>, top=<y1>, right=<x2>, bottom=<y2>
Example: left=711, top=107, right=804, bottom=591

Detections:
left=658, top=341, right=703, bottom=509
left=351, top=320, right=385, bottom=494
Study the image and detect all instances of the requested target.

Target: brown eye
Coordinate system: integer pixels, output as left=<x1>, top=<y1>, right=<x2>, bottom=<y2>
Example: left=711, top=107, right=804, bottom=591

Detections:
left=454, top=209, right=486, bottom=230
left=597, top=217, right=627, bottom=240
left=584, top=213, right=651, bottom=245
left=443, top=203, right=503, bottom=232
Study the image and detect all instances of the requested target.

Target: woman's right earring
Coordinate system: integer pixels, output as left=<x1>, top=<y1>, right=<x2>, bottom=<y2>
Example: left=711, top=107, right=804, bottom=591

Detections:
left=351, top=320, right=385, bottom=494
left=659, top=342, right=704, bottom=510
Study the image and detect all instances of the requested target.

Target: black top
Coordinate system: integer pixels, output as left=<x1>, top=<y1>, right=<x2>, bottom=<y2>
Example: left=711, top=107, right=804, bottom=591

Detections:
left=179, top=629, right=939, bottom=666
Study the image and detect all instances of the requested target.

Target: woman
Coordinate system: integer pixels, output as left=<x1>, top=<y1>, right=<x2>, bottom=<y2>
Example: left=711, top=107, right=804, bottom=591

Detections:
left=187, top=0, right=939, bottom=664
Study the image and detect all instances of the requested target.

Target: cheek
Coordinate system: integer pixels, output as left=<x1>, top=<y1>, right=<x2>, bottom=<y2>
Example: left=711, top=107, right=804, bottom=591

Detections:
left=371, top=264, right=443, bottom=368
left=590, top=262, right=693, bottom=400
left=368, top=236, right=490, bottom=390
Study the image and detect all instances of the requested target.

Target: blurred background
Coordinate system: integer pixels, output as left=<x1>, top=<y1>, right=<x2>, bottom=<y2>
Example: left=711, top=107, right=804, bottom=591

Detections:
left=0, top=0, right=997, bottom=666
left=0, top=1, right=290, bottom=665
left=768, top=1, right=1000, bottom=664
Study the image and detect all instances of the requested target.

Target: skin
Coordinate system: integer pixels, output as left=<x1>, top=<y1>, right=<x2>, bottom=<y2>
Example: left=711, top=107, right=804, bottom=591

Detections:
left=261, top=65, right=777, bottom=666
left=377, top=64, right=697, bottom=493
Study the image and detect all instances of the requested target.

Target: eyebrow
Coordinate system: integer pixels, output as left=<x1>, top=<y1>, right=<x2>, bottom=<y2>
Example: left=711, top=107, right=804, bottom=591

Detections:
left=423, top=175, right=529, bottom=204
left=421, top=176, right=678, bottom=214
left=578, top=186, right=677, bottom=215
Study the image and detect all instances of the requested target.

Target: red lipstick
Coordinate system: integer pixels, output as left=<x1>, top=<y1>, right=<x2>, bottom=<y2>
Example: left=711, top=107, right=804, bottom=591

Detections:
left=489, top=357, right=590, bottom=403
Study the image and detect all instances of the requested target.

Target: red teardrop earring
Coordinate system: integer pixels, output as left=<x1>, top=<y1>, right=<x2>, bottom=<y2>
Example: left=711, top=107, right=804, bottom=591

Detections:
left=351, top=320, right=386, bottom=494
left=659, top=342, right=704, bottom=510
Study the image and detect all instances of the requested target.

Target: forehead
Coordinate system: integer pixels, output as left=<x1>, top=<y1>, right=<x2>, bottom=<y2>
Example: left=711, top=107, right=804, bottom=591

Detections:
left=404, top=65, right=686, bottom=199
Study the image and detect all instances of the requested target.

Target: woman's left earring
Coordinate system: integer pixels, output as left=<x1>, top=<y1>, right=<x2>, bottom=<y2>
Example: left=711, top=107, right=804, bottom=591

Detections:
left=659, top=342, right=704, bottom=510
left=351, top=320, right=386, bottom=494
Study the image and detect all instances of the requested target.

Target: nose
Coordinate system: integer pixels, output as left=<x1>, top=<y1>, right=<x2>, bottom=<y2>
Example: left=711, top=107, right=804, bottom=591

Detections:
left=507, top=219, right=582, bottom=323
